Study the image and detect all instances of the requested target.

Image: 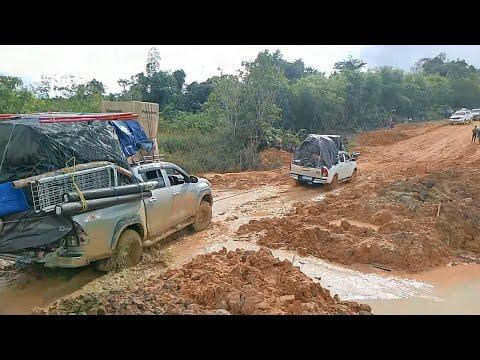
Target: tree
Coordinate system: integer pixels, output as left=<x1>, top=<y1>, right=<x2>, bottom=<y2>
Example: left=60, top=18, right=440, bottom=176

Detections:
left=146, top=47, right=161, bottom=76
left=334, top=56, right=367, bottom=72
left=172, top=70, right=186, bottom=91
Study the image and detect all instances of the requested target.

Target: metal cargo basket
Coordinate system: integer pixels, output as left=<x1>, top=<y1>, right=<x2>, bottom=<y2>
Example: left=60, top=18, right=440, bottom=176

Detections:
left=31, top=165, right=118, bottom=213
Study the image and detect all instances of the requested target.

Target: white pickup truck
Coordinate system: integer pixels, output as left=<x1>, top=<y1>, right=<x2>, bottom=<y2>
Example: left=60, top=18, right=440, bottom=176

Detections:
left=290, top=151, right=359, bottom=187
left=290, top=134, right=359, bottom=189
left=450, top=110, right=473, bottom=124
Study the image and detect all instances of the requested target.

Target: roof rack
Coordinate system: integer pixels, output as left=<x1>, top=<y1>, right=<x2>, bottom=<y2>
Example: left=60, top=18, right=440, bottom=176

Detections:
left=133, top=154, right=165, bottom=165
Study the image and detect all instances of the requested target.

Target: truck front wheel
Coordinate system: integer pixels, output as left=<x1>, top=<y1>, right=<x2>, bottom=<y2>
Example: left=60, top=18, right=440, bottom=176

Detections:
left=95, top=229, right=143, bottom=273
left=348, top=169, right=357, bottom=183
left=192, top=201, right=212, bottom=232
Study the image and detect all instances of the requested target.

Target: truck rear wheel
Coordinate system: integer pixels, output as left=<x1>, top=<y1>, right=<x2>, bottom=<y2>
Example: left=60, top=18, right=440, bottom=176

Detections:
left=324, top=174, right=338, bottom=191
left=294, top=179, right=306, bottom=186
left=95, top=229, right=143, bottom=273
left=192, top=201, right=212, bottom=232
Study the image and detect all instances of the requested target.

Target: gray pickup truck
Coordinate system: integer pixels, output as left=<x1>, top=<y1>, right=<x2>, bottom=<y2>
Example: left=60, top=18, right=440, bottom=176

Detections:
left=1, top=161, right=213, bottom=272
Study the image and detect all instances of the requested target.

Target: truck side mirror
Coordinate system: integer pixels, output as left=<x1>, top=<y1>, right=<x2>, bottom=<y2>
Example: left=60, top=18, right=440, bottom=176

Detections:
left=190, top=176, right=199, bottom=183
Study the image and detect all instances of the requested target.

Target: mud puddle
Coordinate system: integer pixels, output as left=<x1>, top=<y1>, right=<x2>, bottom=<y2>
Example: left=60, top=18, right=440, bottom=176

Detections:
left=0, top=268, right=101, bottom=315
left=365, top=264, right=480, bottom=314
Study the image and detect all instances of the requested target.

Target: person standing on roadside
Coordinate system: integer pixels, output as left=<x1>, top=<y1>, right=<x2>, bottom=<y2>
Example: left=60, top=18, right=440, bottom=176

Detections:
left=472, top=125, right=478, bottom=143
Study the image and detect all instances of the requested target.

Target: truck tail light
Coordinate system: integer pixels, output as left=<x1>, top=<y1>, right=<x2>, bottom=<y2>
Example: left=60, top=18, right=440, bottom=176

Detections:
left=321, top=167, right=328, bottom=177
left=67, top=222, right=90, bottom=247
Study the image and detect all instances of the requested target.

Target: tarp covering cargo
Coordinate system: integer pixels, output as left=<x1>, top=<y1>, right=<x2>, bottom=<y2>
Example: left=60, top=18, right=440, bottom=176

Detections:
left=0, top=182, right=29, bottom=217
left=293, top=134, right=340, bottom=168
left=0, top=210, right=72, bottom=253
left=325, top=135, right=345, bottom=152
left=0, top=115, right=129, bottom=184
left=110, top=120, right=153, bottom=157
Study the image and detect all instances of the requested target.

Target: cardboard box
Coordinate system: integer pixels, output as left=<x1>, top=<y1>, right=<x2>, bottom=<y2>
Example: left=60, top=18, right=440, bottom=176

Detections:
left=101, top=101, right=159, bottom=154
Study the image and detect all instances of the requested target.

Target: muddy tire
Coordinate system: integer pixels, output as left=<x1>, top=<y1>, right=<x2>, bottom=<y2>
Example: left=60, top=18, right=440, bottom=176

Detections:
left=192, top=201, right=212, bottom=232
left=325, top=174, right=338, bottom=191
left=95, top=229, right=143, bottom=273
left=295, top=179, right=306, bottom=186
left=348, top=169, right=357, bottom=183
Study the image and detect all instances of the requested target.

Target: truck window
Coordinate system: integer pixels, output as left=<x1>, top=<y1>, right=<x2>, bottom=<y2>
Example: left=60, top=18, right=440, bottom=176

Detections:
left=143, top=169, right=166, bottom=188
left=164, top=167, right=189, bottom=186
left=344, top=153, right=350, bottom=161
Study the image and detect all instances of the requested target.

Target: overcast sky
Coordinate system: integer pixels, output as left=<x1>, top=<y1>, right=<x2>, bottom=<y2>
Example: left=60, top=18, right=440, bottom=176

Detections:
left=1, top=45, right=480, bottom=94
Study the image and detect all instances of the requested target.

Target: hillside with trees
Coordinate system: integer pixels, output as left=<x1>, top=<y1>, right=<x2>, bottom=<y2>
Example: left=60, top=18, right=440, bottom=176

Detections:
left=1, top=49, right=479, bottom=172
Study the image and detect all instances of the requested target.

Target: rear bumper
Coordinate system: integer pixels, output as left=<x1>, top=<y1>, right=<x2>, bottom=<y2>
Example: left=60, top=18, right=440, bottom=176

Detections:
left=290, top=173, right=328, bottom=184
left=44, top=252, right=89, bottom=268
left=0, top=251, right=90, bottom=269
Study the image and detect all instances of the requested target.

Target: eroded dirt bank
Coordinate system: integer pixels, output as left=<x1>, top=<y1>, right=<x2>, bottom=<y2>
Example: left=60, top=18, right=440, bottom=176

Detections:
left=42, top=248, right=372, bottom=315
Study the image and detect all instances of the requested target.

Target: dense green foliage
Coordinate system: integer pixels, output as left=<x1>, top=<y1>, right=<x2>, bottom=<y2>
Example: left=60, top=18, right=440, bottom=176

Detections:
left=1, top=50, right=479, bottom=173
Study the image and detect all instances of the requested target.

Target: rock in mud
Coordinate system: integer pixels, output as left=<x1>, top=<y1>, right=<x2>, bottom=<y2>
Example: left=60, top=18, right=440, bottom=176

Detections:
left=97, top=307, right=107, bottom=315
left=297, top=247, right=308, bottom=257
left=341, top=220, right=351, bottom=230
left=359, top=310, right=373, bottom=315
left=359, top=303, right=372, bottom=312
left=278, top=295, right=296, bottom=305
left=31, top=308, right=47, bottom=315
left=215, top=309, right=231, bottom=315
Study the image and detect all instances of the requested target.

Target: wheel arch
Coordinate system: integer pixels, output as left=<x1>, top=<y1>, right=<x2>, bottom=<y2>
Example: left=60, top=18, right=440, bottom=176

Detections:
left=202, top=193, right=213, bottom=205
left=196, top=191, right=213, bottom=210
left=111, top=214, right=145, bottom=250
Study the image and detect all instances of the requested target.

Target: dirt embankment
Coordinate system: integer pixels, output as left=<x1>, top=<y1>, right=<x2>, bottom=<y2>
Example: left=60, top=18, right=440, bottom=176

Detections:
left=237, top=122, right=480, bottom=273
left=42, top=248, right=372, bottom=315
left=204, top=149, right=292, bottom=191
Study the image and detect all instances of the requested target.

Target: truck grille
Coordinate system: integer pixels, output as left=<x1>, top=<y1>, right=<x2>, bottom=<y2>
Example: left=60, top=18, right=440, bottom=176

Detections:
left=31, top=165, right=118, bottom=213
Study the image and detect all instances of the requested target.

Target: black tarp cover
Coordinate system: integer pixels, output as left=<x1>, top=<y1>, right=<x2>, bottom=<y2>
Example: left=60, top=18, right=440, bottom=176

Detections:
left=325, top=135, right=345, bottom=151
left=0, top=115, right=129, bottom=184
left=0, top=210, right=72, bottom=253
left=293, top=134, right=340, bottom=168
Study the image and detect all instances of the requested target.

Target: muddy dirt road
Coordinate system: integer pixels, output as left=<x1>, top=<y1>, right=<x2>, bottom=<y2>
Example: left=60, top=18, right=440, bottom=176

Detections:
left=3, top=121, right=480, bottom=315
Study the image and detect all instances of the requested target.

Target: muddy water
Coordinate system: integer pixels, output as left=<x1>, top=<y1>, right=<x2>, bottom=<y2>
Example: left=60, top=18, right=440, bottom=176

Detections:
left=365, top=264, right=480, bottom=315
left=0, top=268, right=100, bottom=315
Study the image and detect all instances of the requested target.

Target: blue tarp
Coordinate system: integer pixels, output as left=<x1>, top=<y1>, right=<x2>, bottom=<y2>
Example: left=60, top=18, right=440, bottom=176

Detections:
left=0, top=182, right=29, bottom=217
left=110, top=120, right=154, bottom=157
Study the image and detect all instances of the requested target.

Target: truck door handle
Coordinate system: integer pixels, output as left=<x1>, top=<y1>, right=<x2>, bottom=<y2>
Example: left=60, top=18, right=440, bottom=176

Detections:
left=149, top=197, right=157, bottom=202
left=173, top=192, right=180, bottom=196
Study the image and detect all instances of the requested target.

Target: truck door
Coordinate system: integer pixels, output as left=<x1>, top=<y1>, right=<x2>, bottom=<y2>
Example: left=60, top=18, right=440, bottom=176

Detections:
left=164, top=166, right=197, bottom=224
left=337, top=154, right=348, bottom=180
left=141, top=168, right=174, bottom=236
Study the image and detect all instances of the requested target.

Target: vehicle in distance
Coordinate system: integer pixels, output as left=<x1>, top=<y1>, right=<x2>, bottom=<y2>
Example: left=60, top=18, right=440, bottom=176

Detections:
left=471, top=109, right=480, bottom=120
left=290, top=134, right=359, bottom=189
left=450, top=110, right=473, bottom=124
